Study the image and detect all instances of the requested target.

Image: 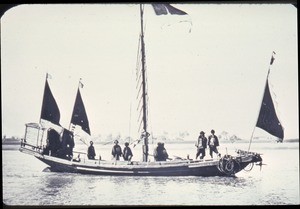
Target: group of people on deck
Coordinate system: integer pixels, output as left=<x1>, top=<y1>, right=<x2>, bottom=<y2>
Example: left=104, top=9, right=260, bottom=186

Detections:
left=195, top=129, right=221, bottom=159
left=86, top=129, right=221, bottom=162
left=111, top=140, right=133, bottom=161
left=42, top=128, right=75, bottom=160
left=42, top=127, right=221, bottom=162
left=87, top=132, right=169, bottom=162
left=87, top=140, right=133, bottom=161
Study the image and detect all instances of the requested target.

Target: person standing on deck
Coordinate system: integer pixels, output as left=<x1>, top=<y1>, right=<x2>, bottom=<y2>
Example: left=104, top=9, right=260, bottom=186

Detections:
left=87, top=141, right=96, bottom=160
left=123, top=142, right=133, bottom=161
left=208, top=129, right=221, bottom=158
left=112, top=140, right=122, bottom=160
left=195, top=131, right=207, bottom=159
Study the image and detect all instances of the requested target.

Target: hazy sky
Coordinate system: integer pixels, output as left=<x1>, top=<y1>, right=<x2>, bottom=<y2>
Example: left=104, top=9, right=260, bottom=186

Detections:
left=1, top=4, right=298, bottom=140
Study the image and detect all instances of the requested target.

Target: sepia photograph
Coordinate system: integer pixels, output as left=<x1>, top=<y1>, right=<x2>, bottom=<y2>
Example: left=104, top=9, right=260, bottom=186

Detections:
left=2, top=3, right=298, bottom=206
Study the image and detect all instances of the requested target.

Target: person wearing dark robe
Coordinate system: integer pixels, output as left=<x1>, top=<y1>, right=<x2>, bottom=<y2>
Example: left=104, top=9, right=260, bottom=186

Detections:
left=154, top=142, right=169, bottom=161
left=112, top=140, right=122, bottom=160
left=87, top=141, right=96, bottom=160
left=47, top=128, right=60, bottom=157
left=58, top=129, right=74, bottom=160
left=123, top=142, right=133, bottom=161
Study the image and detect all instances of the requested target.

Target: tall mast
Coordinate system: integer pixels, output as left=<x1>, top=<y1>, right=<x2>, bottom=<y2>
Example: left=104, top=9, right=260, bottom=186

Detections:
left=140, top=4, right=148, bottom=162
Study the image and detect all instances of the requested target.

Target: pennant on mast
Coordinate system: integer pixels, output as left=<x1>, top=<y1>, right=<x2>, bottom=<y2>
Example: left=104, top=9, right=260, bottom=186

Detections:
left=79, top=78, right=84, bottom=88
left=46, top=73, right=52, bottom=79
left=270, top=51, right=276, bottom=65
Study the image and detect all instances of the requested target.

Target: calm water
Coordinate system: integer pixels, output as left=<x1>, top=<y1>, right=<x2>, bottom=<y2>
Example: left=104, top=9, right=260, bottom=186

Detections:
left=2, top=142, right=299, bottom=206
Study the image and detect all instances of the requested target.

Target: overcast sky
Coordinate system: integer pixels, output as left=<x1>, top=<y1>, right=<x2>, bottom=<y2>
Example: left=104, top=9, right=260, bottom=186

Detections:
left=1, top=4, right=298, bottom=141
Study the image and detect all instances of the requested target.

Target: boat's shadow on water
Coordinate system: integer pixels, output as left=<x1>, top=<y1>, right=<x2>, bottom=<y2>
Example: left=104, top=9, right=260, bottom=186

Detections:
left=52, top=172, right=257, bottom=189
left=35, top=172, right=76, bottom=205
left=40, top=169, right=255, bottom=188
left=39, top=170, right=254, bottom=190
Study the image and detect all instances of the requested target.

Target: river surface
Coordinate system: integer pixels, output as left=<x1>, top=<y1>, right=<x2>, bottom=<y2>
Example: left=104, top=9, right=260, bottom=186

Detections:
left=2, top=142, right=299, bottom=206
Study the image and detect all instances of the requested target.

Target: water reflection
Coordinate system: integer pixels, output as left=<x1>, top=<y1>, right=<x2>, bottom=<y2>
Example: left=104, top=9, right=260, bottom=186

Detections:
left=36, top=173, right=75, bottom=204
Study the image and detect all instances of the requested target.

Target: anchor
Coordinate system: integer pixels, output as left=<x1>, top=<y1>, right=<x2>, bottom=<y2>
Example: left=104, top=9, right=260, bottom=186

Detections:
left=256, top=161, right=267, bottom=171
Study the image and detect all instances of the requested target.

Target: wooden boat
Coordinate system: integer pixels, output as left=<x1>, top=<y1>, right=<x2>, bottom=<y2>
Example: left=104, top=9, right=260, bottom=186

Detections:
left=19, top=4, right=284, bottom=177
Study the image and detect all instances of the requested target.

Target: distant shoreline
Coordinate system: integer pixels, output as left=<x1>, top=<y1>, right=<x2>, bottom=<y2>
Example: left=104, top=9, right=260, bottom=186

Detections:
left=2, top=138, right=298, bottom=151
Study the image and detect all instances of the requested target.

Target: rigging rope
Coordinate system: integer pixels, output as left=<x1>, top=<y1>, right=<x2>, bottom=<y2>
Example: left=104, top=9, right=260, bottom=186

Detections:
left=129, top=34, right=142, bottom=143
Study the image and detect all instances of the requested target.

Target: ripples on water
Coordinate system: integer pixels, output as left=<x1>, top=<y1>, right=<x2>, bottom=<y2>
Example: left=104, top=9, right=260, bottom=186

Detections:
left=2, top=142, right=299, bottom=206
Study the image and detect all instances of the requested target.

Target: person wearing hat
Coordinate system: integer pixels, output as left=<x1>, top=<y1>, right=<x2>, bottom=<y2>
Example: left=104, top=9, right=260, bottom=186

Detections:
left=87, top=141, right=96, bottom=160
left=195, top=131, right=207, bottom=159
left=123, top=142, right=133, bottom=161
left=111, top=140, right=122, bottom=160
left=208, top=129, right=221, bottom=158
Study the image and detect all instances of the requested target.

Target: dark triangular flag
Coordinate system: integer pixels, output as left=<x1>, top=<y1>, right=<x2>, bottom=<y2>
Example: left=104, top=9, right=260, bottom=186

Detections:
left=270, top=51, right=276, bottom=65
left=40, top=79, right=61, bottom=126
left=256, top=79, right=284, bottom=140
left=270, top=55, right=275, bottom=65
left=152, top=4, right=187, bottom=15
left=71, top=88, right=90, bottom=135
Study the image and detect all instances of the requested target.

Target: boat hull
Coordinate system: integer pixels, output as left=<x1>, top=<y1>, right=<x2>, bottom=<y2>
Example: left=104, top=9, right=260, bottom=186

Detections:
left=39, top=156, right=224, bottom=177
left=19, top=146, right=261, bottom=177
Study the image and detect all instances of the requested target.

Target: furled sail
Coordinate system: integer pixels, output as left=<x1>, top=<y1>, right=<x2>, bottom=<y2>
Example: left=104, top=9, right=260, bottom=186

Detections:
left=70, top=88, right=91, bottom=135
left=40, top=78, right=61, bottom=126
left=256, top=78, right=284, bottom=140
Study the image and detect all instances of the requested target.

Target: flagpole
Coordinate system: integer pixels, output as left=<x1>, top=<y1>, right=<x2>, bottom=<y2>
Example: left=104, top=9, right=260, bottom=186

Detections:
left=247, top=52, right=275, bottom=152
